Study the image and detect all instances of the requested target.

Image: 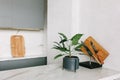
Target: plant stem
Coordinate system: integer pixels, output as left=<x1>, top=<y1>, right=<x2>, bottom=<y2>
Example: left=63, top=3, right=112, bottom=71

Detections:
left=69, top=46, right=71, bottom=57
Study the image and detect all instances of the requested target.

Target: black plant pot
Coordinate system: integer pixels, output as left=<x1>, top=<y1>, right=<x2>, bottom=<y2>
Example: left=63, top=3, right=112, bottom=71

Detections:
left=63, top=56, right=79, bottom=72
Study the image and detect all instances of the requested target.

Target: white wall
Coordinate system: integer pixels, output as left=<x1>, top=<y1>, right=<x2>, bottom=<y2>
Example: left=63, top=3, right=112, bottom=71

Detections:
left=79, top=0, right=120, bottom=71
left=47, top=0, right=72, bottom=64
left=0, top=30, right=45, bottom=60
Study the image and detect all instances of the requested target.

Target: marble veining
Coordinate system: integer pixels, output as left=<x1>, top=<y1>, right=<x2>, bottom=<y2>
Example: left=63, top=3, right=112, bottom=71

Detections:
left=0, top=64, right=119, bottom=80
left=2, top=70, right=30, bottom=80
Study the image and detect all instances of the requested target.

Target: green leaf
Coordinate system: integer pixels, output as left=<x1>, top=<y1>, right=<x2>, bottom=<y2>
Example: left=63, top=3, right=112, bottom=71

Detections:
left=53, top=42, right=61, bottom=47
left=59, top=39, right=67, bottom=43
left=71, top=34, right=83, bottom=45
left=52, top=45, right=60, bottom=49
left=59, top=36, right=67, bottom=46
left=81, top=41, right=93, bottom=56
left=54, top=54, right=64, bottom=59
left=53, top=46, right=69, bottom=52
left=75, top=44, right=83, bottom=51
left=58, top=33, right=67, bottom=40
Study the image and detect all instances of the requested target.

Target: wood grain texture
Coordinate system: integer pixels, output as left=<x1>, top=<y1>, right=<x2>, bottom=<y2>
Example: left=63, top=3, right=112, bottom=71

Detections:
left=81, top=36, right=109, bottom=64
left=11, top=35, right=25, bottom=57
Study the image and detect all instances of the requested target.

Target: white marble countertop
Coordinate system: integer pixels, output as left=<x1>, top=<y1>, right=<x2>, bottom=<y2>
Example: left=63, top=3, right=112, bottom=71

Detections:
left=0, top=64, right=119, bottom=80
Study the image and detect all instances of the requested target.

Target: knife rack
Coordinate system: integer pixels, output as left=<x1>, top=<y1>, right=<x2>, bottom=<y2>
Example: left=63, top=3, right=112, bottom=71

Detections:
left=79, top=56, right=102, bottom=69
left=79, top=36, right=109, bottom=69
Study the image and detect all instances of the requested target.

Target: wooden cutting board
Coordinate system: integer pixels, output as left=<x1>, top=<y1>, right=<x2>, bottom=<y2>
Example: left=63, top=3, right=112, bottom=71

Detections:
left=80, top=36, right=109, bottom=64
left=11, top=35, right=25, bottom=57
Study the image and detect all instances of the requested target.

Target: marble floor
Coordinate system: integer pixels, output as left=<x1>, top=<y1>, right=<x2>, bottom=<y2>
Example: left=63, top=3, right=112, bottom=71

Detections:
left=0, top=64, right=120, bottom=80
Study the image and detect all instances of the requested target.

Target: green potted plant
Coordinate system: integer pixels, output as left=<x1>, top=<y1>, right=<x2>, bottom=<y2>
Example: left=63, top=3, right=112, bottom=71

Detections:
left=53, top=33, right=83, bottom=72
